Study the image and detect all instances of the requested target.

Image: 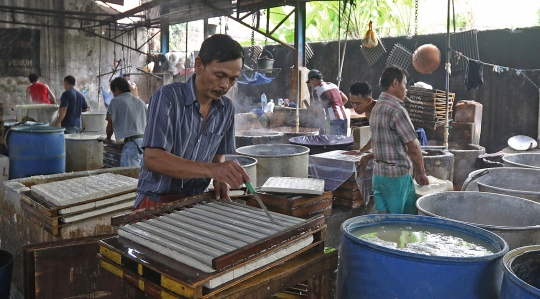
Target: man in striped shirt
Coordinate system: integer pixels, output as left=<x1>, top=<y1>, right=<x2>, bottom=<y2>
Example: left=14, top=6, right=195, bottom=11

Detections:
left=370, top=66, right=429, bottom=214
left=134, top=34, right=251, bottom=210
left=306, top=69, right=349, bottom=135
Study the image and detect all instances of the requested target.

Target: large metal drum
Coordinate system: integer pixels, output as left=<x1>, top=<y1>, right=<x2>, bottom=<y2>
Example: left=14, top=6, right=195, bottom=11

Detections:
left=475, top=167, right=540, bottom=202
left=449, top=144, right=485, bottom=190
left=65, top=134, right=104, bottom=172
left=236, top=144, right=309, bottom=187
left=422, top=149, right=454, bottom=182
left=500, top=245, right=540, bottom=298
left=503, top=153, right=540, bottom=169
left=337, top=214, right=508, bottom=299
left=235, top=130, right=284, bottom=148
left=417, top=191, right=540, bottom=249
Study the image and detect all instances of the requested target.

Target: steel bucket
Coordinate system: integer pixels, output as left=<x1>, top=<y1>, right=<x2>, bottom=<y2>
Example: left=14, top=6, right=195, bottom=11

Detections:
left=417, top=191, right=540, bottom=249
left=474, top=167, right=540, bottom=202
left=257, top=50, right=274, bottom=70
left=502, top=153, right=540, bottom=169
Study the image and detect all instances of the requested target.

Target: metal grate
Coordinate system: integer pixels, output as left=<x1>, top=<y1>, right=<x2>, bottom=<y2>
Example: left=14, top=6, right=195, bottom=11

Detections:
left=450, top=29, right=479, bottom=72
left=305, top=42, right=315, bottom=63
left=386, top=43, right=412, bottom=70
left=360, top=38, right=386, bottom=66
left=250, top=44, right=263, bottom=67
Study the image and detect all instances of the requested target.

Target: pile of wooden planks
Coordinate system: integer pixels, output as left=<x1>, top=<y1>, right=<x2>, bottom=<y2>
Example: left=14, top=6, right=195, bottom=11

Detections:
left=405, top=87, right=455, bottom=130
left=245, top=191, right=333, bottom=219
left=332, top=174, right=367, bottom=209
left=103, top=140, right=123, bottom=168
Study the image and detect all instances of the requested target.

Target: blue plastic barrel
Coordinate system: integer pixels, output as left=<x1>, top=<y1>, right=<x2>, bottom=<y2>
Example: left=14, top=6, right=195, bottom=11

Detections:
left=336, top=214, right=509, bottom=299
left=7, top=125, right=65, bottom=179
left=0, top=249, right=14, bottom=299
left=500, top=245, right=540, bottom=298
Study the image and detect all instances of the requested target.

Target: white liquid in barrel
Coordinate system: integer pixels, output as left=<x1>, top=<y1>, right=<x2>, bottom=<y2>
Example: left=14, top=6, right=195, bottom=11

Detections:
left=351, top=223, right=495, bottom=257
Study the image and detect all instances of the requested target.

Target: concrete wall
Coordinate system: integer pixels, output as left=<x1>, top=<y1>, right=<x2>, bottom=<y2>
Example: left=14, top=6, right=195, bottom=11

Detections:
left=0, top=0, right=159, bottom=118
left=238, top=27, right=540, bottom=153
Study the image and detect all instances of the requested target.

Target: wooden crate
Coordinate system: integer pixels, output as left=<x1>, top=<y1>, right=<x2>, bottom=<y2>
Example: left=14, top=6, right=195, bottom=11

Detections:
left=405, top=87, right=455, bottom=130
left=244, top=191, right=333, bottom=219
left=332, top=175, right=367, bottom=209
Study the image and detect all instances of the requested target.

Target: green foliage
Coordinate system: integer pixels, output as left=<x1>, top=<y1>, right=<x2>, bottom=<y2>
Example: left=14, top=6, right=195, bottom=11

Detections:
left=263, top=0, right=415, bottom=43
left=169, top=23, right=187, bottom=51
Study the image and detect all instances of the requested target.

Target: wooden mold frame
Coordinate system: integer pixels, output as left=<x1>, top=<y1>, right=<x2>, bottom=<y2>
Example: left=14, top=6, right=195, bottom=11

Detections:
left=102, top=192, right=327, bottom=298
left=19, top=188, right=136, bottom=236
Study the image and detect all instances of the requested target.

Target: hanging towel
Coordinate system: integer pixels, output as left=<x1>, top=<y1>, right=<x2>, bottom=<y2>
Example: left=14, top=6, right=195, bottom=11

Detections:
left=415, top=128, right=428, bottom=146
left=237, top=71, right=275, bottom=85
left=464, top=59, right=484, bottom=91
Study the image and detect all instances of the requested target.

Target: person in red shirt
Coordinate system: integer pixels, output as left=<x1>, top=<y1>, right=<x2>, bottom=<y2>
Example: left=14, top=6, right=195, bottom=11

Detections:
left=26, top=73, right=56, bottom=104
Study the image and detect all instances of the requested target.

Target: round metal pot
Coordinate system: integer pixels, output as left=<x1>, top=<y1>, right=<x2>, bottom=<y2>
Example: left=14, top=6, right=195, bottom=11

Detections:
left=502, top=153, right=540, bottom=169
left=417, top=191, right=540, bottom=249
left=236, top=144, right=309, bottom=187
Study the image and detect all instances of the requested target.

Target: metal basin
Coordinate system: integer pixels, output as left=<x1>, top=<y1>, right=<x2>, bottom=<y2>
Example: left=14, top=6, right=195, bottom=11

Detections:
left=236, top=144, right=309, bottom=187
left=475, top=167, right=540, bottom=202
left=235, top=130, right=284, bottom=148
left=503, top=153, right=540, bottom=169
left=417, top=191, right=540, bottom=249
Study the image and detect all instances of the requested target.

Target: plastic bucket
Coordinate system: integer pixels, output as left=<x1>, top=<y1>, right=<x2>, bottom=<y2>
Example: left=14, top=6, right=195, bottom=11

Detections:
left=0, top=249, right=14, bottom=299
left=337, top=214, right=509, bottom=299
left=8, top=125, right=66, bottom=179
left=500, top=245, right=540, bottom=298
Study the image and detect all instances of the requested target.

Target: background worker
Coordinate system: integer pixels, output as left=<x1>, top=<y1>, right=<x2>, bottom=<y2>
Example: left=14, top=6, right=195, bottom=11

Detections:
left=26, top=73, right=56, bottom=104
left=106, top=77, right=147, bottom=167
left=134, top=34, right=251, bottom=210
left=343, top=81, right=376, bottom=172
left=123, top=74, right=139, bottom=98
left=55, top=75, right=88, bottom=133
left=370, top=66, right=429, bottom=214
left=306, top=69, right=349, bottom=135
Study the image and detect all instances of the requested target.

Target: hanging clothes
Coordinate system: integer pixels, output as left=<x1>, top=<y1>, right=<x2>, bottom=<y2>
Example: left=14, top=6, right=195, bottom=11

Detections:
left=464, top=59, right=484, bottom=91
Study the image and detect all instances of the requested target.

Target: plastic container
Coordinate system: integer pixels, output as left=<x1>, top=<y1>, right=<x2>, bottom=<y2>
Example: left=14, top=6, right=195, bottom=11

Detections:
left=336, top=214, right=509, bottom=299
left=414, top=175, right=453, bottom=197
left=261, top=93, right=267, bottom=110
left=0, top=249, right=14, bottom=299
left=264, top=99, right=275, bottom=113
left=7, top=125, right=66, bottom=179
left=500, top=245, right=540, bottom=298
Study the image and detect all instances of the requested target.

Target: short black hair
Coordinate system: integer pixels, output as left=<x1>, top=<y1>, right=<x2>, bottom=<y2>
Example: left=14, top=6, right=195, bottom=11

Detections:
left=64, top=75, right=76, bottom=86
left=198, top=34, right=244, bottom=66
left=349, top=81, right=372, bottom=98
left=110, top=77, right=131, bottom=93
left=28, top=73, right=39, bottom=83
left=122, top=73, right=130, bottom=78
left=379, top=66, right=408, bottom=91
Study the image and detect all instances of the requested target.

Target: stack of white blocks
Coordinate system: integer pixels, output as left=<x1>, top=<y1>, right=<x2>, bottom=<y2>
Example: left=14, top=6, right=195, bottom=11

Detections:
left=31, top=173, right=138, bottom=206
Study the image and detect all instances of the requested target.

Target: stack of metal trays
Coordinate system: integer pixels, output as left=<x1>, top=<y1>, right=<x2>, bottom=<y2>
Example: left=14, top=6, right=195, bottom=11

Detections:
left=405, top=86, right=455, bottom=130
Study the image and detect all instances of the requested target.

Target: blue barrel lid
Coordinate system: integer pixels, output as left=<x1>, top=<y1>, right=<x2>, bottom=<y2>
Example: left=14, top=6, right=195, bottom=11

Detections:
left=10, top=125, right=65, bottom=133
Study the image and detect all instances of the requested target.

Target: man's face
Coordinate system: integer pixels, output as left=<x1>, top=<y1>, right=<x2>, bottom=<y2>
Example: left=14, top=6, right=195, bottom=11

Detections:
left=349, top=94, right=372, bottom=114
left=195, top=57, right=242, bottom=101
left=63, top=81, right=70, bottom=91
left=394, top=75, right=408, bottom=100
left=307, top=77, right=320, bottom=88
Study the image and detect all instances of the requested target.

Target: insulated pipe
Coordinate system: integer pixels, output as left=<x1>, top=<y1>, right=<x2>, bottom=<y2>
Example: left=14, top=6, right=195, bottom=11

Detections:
left=444, top=0, right=451, bottom=150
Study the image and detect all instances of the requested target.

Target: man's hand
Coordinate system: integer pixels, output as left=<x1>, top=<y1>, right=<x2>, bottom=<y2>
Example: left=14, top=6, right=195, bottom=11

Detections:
left=213, top=180, right=231, bottom=201
left=343, top=150, right=363, bottom=156
left=357, top=153, right=374, bottom=174
left=210, top=160, right=251, bottom=191
left=414, top=173, right=430, bottom=185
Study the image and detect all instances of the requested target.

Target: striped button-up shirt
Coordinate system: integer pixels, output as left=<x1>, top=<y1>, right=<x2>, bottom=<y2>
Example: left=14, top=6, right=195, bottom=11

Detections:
left=370, top=92, right=418, bottom=177
left=135, top=75, right=236, bottom=206
left=312, top=81, right=347, bottom=120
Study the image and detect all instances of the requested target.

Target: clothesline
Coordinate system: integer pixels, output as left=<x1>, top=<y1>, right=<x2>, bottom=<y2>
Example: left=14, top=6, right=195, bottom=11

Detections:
left=451, top=48, right=540, bottom=89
